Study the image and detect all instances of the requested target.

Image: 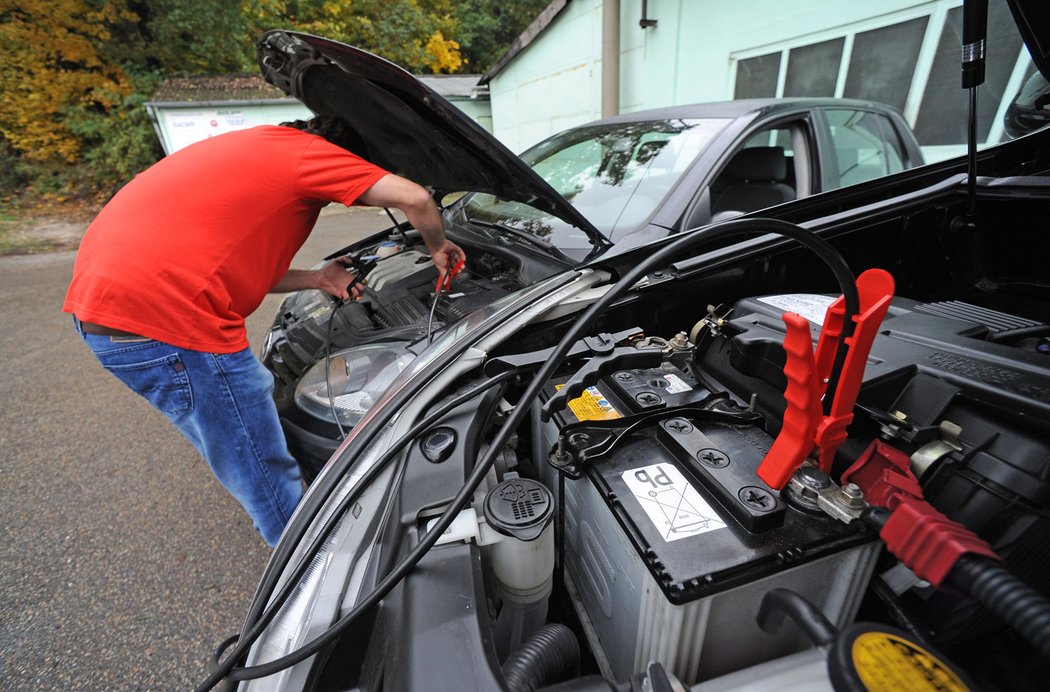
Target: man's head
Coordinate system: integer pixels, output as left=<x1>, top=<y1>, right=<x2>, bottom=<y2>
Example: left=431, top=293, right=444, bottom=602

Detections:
left=281, top=115, right=371, bottom=159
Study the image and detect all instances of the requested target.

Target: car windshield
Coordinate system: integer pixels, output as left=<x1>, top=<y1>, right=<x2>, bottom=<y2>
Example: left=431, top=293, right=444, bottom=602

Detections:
left=461, top=118, right=729, bottom=256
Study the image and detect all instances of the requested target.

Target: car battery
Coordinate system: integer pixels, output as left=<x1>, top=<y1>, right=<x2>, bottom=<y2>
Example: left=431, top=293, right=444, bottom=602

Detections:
left=533, top=360, right=879, bottom=685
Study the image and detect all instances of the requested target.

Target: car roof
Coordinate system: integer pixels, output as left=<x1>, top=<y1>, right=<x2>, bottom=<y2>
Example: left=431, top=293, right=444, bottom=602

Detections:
left=589, top=97, right=904, bottom=126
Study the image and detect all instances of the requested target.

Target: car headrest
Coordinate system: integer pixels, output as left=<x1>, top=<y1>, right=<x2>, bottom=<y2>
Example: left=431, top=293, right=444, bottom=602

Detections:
left=727, top=146, right=787, bottom=182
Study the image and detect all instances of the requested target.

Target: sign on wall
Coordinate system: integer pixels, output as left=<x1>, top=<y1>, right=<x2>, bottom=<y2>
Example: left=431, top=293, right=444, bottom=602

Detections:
left=161, top=109, right=250, bottom=152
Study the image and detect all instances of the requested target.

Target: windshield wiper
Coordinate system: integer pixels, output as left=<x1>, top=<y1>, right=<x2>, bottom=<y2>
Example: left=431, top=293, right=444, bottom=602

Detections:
left=462, top=214, right=577, bottom=265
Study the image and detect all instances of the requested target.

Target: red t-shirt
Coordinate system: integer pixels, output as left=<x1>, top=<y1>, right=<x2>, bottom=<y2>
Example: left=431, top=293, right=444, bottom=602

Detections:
left=63, top=125, right=388, bottom=353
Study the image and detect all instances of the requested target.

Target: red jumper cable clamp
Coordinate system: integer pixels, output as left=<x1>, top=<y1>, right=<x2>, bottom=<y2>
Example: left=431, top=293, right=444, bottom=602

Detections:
left=756, top=268, right=896, bottom=489
left=840, top=440, right=999, bottom=587
left=435, top=255, right=465, bottom=295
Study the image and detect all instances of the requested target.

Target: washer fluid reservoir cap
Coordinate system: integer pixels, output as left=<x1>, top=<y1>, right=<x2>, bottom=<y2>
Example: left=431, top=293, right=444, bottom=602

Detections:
left=484, top=477, right=554, bottom=542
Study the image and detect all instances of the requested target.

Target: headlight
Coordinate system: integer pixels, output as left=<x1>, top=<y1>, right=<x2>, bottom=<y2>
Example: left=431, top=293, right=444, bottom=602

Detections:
left=245, top=427, right=396, bottom=690
left=294, top=342, right=415, bottom=426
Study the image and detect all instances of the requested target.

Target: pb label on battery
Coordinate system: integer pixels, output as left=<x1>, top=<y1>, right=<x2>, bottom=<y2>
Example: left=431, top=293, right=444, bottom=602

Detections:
left=622, top=463, right=726, bottom=542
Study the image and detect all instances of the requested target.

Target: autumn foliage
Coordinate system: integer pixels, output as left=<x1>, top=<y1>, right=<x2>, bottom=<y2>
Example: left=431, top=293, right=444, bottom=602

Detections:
left=0, top=1, right=136, bottom=164
left=0, top=0, right=541, bottom=202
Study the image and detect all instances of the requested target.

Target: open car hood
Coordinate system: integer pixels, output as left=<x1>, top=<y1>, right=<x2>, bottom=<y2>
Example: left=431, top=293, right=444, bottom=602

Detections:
left=1009, top=0, right=1050, bottom=79
left=257, top=30, right=610, bottom=253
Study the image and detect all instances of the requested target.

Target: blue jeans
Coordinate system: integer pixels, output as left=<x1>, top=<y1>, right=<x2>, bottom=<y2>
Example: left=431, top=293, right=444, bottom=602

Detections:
left=75, top=321, right=302, bottom=546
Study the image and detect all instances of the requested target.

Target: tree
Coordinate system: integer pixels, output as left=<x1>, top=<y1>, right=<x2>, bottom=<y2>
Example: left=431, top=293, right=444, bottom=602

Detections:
left=243, top=0, right=463, bottom=73
left=0, top=0, right=137, bottom=162
left=452, top=0, right=549, bottom=72
left=0, top=0, right=548, bottom=199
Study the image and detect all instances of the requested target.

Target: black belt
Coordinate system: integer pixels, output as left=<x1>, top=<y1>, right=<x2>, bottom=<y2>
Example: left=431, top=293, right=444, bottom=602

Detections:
left=78, top=319, right=143, bottom=338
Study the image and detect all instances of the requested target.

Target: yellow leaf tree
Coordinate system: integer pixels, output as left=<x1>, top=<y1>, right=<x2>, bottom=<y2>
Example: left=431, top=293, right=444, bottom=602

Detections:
left=0, top=0, right=137, bottom=163
left=244, top=0, right=463, bottom=74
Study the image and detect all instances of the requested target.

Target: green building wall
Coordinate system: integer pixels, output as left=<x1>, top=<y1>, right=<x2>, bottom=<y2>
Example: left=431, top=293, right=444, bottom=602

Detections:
left=488, top=0, right=1032, bottom=162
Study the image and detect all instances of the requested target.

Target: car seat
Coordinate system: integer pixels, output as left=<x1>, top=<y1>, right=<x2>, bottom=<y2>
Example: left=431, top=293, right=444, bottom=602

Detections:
left=711, top=146, right=796, bottom=219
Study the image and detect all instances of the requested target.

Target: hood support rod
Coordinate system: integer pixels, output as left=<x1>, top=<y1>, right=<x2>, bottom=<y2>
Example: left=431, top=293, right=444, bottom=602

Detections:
left=962, top=0, right=988, bottom=220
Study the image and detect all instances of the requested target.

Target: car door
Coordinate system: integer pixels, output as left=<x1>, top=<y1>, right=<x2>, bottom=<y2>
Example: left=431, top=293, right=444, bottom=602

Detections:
left=816, top=107, right=918, bottom=191
left=678, top=111, right=821, bottom=230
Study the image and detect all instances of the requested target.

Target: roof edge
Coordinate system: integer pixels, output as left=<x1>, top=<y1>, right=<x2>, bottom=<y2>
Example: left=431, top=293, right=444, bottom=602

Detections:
left=479, top=0, right=571, bottom=86
left=144, top=98, right=300, bottom=109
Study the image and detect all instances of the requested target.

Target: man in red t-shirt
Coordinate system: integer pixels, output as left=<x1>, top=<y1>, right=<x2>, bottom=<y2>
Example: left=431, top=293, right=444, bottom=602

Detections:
left=63, top=116, right=465, bottom=546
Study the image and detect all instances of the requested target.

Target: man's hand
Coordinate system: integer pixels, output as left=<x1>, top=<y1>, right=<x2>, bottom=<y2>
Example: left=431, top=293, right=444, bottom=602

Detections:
left=318, top=257, right=366, bottom=301
left=271, top=260, right=366, bottom=301
left=429, top=238, right=466, bottom=276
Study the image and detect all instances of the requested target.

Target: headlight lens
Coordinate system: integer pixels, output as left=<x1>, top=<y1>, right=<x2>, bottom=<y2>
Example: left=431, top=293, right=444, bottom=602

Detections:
left=245, top=426, right=395, bottom=690
left=294, top=342, right=415, bottom=426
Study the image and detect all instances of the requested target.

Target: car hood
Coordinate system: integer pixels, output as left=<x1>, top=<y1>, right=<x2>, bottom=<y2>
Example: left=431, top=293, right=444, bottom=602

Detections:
left=1009, top=0, right=1050, bottom=78
left=257, top=30, right=610, bottom=253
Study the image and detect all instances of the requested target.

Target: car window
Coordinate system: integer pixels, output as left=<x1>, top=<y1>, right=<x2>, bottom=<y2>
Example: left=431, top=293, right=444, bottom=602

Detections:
left=705, top=122, right=809, bottom=223
left=825, top=109, right=906, bottom=189
left=461, top=117, right=730, bottom=255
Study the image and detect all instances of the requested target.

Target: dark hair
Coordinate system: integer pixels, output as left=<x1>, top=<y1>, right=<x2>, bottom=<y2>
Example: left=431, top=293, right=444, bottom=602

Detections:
left=281, top=115, right=371, bottom=159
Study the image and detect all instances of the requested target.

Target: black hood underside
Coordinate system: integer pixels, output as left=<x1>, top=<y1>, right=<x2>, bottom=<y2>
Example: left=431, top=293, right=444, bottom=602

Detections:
left=257, top=30, right=609, bottom=251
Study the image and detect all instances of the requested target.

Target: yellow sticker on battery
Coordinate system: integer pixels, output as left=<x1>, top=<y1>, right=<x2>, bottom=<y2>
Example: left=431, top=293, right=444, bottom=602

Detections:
left=555, top=384, right=622, bottom=421
left=852, top=632, right=970, bottom=691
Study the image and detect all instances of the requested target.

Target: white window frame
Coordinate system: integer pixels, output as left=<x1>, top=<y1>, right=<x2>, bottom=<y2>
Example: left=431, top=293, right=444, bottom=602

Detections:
left=727, top=0, right=1032, bottom=161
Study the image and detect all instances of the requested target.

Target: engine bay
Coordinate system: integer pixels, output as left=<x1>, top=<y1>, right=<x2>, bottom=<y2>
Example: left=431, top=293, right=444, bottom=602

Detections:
left=359, top=224, right=1050, bottom=689
left=244, top=190, right=1050, bottom=691
left=525, top=288, right=1050, bottom=686
left=262, top=229, right=551, bottom=417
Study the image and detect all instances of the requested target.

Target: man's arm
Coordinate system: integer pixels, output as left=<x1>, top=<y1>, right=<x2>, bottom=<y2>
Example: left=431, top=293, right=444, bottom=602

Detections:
left=356, top=173, right=465, bottom=272
left=270, top=258, right=364, bottom=301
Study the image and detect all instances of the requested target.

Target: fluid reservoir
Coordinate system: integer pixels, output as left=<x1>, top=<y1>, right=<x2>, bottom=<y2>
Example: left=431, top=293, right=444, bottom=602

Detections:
left=483, top=475, right=555, bottom=658
left=484, top=476, right=555, bottom=598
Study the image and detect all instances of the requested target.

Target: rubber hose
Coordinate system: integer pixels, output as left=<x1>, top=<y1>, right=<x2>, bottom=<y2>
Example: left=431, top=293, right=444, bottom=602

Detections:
left=501, top=623, right=580, bottom=692
left=950, top=555, right=1050, bottom=660
left=756, top=588, right=839, bottom=646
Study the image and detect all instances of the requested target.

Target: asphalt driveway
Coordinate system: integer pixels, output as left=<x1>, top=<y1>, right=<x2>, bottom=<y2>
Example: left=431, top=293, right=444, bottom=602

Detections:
left=0, top=207, right=389, bottom=688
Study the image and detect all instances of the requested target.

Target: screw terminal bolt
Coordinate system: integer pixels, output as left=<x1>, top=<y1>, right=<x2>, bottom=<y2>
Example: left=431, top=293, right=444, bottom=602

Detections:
left=839, top=482, right=866, bottom=508
left=636, top=392, right=663, bottom=406
left=664, top=418, right=693, bottom=434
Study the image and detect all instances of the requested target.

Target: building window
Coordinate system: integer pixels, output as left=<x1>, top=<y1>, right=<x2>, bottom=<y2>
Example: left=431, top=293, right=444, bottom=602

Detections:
left=734, top=52, right=781, bottom=99
left=784, top=38, right=845, bottom=97
left=730, top=1, right=1032, bottom=156
left=843, top=17, right=929, bottom=111
left=913, top=2, right=1024, bottom=145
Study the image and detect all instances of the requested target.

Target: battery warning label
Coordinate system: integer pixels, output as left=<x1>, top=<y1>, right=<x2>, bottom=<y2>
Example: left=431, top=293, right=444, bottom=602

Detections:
left=622, top=463, right=726, bottom=542
left=555, top=384, right=621, bottom=421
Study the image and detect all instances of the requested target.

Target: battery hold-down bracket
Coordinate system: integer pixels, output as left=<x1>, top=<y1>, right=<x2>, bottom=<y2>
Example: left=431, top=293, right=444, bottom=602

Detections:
left=550, top=404, right=786, bottom=532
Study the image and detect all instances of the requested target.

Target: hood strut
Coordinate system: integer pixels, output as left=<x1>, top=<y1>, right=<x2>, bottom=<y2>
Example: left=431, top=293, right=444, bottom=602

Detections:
left=962, top=0, right=988, bottom=221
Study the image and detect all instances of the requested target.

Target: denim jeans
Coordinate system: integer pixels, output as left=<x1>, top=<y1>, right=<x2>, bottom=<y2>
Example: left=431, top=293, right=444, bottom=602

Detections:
left=75, top=320, right=302, bottom=546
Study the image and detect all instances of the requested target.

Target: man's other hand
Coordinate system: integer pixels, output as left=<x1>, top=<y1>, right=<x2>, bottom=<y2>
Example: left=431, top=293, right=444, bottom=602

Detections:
left=318, top=257, right=366, bottom=301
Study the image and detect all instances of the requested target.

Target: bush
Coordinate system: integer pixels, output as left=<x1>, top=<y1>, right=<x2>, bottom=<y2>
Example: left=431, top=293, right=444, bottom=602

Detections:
left=0, top=139, right=34, bottom=194
left=65, top=80, right=164, bottom=196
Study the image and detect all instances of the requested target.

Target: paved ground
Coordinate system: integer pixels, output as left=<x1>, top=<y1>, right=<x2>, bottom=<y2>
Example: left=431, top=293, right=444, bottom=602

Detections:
left=0, top=206, right=390, bottom=689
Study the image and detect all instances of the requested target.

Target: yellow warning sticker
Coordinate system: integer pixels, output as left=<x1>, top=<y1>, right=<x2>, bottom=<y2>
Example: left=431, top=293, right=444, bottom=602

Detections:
left=555, top=384, right=622, bottom=421
left=852, top=632, right=969, bottom=691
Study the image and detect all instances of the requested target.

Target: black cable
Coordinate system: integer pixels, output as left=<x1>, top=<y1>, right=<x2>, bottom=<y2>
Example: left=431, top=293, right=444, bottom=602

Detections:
left=949, top=555, right=1050, bottom=660
left=426, top=285, right=442, bottom=346
left=213, top=217, right=857, bottom=683
left=756, top=588, right=839, bottom=647
left=324, top=298, right=348, bottom=439
left=197, top=370, right=518, bottom=691
left=427, top=258, right=455, bottom=346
